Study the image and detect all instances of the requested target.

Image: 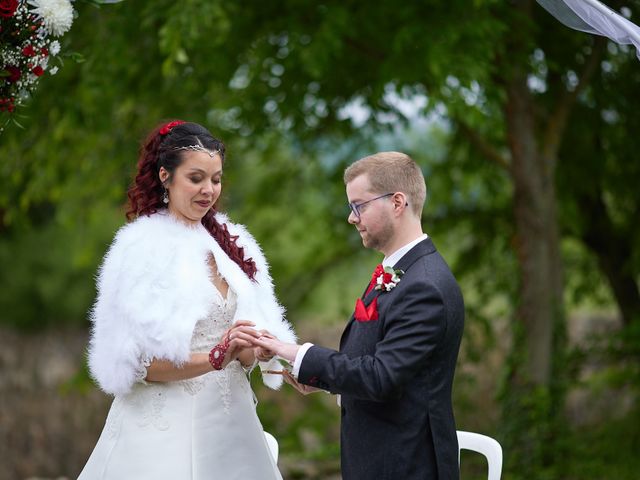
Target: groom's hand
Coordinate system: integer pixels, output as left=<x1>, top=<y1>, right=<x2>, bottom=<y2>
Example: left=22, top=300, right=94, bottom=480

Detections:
left=252, top=335, right=300, bottom=363
left=253, top=330, right=276, bottom=361
left=282, top=370, right=322, bottom=395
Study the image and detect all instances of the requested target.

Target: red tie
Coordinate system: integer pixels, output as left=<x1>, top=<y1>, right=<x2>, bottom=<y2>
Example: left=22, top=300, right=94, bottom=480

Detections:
left=365, top=264, right=384, bottom=296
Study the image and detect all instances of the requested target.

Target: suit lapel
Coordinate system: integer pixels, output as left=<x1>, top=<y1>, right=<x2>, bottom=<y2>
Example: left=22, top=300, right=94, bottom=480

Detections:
left=340, top=238, right=436, bottom=349
left=393, top=237, right=436, bottom=273
left=340, top=280, right=372, bottom=348
left=362, top=237, right=436, bottom=306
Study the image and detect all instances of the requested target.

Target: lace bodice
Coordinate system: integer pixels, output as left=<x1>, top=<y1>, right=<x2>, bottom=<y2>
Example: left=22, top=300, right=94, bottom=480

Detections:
left=179, top=287, right=247, bottom=404
left=190, top=288, right=238, bottom=353
left=133, top=287, right=239, bottom=382
left=112, top=287, right=251, bottom=444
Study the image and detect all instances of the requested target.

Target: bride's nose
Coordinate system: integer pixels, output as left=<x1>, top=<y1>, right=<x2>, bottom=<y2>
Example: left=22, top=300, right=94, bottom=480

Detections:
left=201, top=181, right=215, bottom=196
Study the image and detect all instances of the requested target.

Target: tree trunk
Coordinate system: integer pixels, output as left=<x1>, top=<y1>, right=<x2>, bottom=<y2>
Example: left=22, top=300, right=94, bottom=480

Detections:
left=506, top=75, right=564, bottom=387
left=498, top=5, right=569, bottom=475
left=500, top=63, right=569, bottom=479
left=578, top=191, right=640, bottom=326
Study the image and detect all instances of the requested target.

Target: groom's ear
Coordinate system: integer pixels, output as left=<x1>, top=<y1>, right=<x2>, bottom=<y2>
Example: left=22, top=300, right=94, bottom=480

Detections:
left=392, top=192, right=408, bottom=214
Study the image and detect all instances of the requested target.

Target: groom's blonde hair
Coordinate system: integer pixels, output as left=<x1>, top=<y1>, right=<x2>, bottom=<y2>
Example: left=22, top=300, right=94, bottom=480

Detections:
left=344, top=151, right=426, bottom=218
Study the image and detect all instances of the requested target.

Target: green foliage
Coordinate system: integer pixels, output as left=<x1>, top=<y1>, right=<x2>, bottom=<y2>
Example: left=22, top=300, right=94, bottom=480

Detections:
left=563, top=406, right=640, bottom=479
left=498, top=380, right=560, bottom=480
left=0, top=208, right=120, bottom=329
left=250, top=374, right=341, bottom=470
left=59, top=358, right=95, bottom=396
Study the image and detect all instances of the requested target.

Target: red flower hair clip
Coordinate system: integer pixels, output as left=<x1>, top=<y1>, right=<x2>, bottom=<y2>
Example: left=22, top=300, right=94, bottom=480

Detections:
left=159, top=120, right=186, bottom=136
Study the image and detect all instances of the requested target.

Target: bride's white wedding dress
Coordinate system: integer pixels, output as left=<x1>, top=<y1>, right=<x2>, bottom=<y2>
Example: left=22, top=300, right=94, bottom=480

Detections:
left=78, top=288, right=282, bottom=480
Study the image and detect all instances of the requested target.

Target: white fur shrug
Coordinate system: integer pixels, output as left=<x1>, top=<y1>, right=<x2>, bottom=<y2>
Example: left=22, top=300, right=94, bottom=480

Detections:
left=88, top=211, right=296, bottom=396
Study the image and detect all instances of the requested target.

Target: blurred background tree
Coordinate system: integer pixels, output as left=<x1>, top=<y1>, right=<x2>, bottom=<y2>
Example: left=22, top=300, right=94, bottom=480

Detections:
left=1, top=0, right=639, bottom=479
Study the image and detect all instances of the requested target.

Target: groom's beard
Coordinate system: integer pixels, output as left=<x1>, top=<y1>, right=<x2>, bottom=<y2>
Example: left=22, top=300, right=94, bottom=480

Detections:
left=361, top=215, right=394, bottom=252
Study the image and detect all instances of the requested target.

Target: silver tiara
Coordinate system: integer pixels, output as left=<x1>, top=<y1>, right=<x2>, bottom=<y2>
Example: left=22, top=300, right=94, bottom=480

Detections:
left=173, top=145, right=219, bottom=158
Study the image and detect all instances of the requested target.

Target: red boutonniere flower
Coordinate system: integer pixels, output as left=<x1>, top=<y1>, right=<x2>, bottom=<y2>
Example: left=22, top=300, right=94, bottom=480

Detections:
left=374, top=266, right=404, bottom=292
left=354, top=266, right=404, bottom=322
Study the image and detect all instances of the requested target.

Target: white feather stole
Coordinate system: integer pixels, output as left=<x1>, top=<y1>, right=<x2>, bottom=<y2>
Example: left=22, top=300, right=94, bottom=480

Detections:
left=88, top=211, right=296, bottom=396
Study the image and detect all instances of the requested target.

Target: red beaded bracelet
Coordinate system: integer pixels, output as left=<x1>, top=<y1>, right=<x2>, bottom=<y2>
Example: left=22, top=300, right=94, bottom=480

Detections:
left=209, top=336, right=230, bottom=370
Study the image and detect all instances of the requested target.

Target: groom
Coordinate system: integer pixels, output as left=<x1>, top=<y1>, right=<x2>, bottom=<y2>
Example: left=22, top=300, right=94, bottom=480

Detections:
left=255, top=152, right=464, bottom=479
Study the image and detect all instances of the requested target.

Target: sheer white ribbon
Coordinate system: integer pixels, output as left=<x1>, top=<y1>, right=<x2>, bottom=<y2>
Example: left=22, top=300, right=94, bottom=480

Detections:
left=537, top=0, right=640, bottom=60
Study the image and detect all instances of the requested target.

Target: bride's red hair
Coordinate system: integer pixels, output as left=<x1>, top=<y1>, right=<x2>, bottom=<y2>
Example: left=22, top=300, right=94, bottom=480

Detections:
left=126, top=121, right=257, bottom=280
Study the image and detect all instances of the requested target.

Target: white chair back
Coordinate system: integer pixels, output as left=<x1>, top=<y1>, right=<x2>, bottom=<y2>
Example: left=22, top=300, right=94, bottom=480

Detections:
left=457, top=430, right=503, bottom=480
left=264, top=431, right=279, bottom=463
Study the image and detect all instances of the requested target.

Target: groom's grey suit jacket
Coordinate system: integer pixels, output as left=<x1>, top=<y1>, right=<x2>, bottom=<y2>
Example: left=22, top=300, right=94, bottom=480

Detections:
left=298, top=238, right=464, bottom=480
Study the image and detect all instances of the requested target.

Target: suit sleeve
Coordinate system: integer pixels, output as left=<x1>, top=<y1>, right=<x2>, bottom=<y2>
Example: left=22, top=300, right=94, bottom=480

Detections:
left=298, top=278, right=447, bottom=401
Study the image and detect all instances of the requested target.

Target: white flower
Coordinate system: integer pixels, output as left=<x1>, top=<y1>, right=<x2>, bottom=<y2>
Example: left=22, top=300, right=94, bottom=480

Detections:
left=49, top=66, right=59, bottom=75
left=49, top=40, right=61, bottom=56
left=28, top=0, right=75, bottom=37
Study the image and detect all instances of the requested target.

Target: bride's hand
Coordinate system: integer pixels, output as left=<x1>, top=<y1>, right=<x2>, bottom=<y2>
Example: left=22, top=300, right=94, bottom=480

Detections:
left=218, top=321, right=261, bottom=368
left=282, top=370, right=322, bottom=395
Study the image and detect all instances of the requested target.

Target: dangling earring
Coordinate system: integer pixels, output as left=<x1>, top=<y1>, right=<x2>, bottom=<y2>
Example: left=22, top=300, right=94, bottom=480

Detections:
left=162, top=186, right=169, bottom=204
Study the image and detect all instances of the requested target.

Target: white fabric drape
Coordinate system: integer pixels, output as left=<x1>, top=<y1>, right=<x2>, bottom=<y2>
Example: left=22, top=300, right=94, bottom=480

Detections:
left=537, top=0, right=640, bottom=60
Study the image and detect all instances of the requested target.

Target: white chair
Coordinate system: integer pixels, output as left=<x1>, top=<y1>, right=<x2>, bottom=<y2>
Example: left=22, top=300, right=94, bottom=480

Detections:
left=264, top=431, right=279, bottom=463
left=457, top=430, right=503, bottom=480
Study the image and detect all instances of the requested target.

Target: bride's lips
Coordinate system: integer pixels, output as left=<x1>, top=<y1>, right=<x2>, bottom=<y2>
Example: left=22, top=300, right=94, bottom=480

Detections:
left=195, top=200, right=211, bottom=208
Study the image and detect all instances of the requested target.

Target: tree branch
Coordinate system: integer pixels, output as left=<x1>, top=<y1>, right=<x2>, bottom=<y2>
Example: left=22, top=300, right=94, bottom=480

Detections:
left=455, top=118, right=511, bottom=171
left=343, top=35, right=386, bottom=62
left=543, top=37, right=607, bottom=162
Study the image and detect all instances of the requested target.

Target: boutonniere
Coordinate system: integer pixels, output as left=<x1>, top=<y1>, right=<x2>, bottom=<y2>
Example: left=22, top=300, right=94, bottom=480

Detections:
left=354, top=266, right=404, bottom=322
left=374, top=266, right=404, bottom=292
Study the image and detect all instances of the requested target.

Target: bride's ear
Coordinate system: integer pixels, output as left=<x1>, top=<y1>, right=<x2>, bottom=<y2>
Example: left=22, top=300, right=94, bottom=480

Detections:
left=158, top=167, right=170, bottom=184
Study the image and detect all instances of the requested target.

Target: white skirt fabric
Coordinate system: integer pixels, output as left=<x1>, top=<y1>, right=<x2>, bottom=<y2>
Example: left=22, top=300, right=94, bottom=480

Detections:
left=78, top=289, right=282, bottom=480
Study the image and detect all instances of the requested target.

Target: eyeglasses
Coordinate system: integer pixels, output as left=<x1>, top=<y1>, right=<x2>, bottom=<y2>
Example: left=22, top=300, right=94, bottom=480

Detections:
left=348, top=193, right=394, bottom=219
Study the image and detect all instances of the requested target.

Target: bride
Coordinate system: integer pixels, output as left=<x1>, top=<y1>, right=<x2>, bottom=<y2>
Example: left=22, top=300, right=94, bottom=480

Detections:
left=78, top=120, right=295, bottom=480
